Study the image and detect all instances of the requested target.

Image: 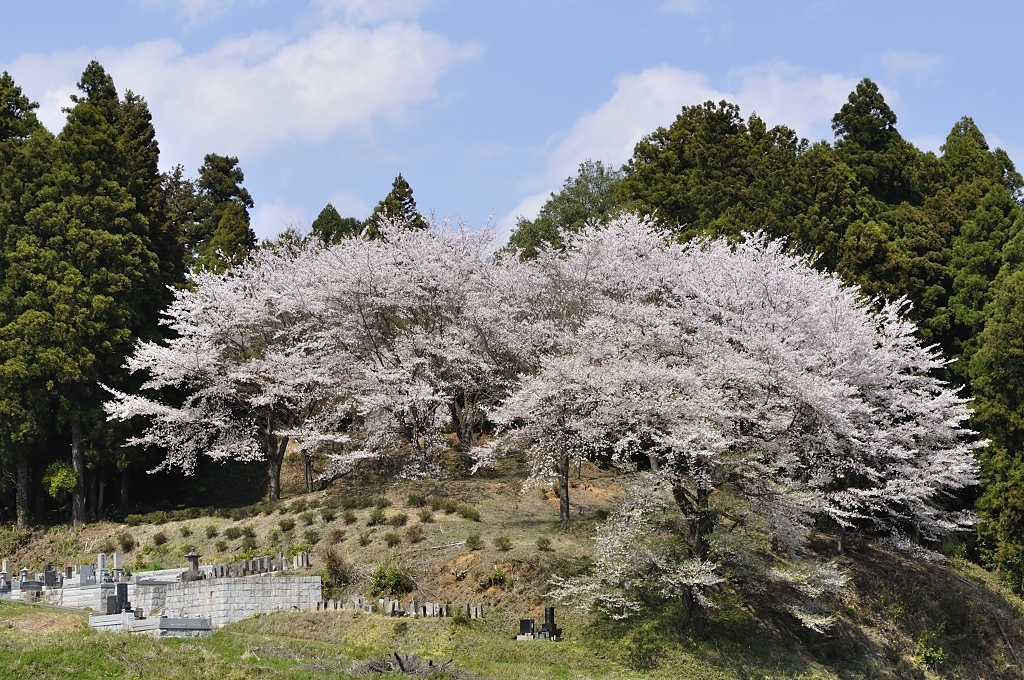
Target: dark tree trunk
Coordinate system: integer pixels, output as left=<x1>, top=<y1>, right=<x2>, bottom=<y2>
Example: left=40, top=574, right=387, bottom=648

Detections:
left=97, top=473, right=106, bottom=521
left=558, top=452, right=570, bottom=525
left=16, top=452, right=29, bottom=531
left=88, top=474, right=98, bottom=522
left=680, top=589, right=706, bottom=635
left=672, top=483, right=714, bottom=634
left=267, top=435, right=288, bottom=501
left=71, top=420, right=86, bottom=527
left=120, top=467, right=130, bottom=516
left=303, top=451, right=314, bottom=494
left=837, top=524, right=847, bottom=555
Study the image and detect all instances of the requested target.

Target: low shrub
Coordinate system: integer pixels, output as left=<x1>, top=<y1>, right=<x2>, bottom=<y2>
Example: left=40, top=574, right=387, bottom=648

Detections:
left=300, top=511, right=315, bottom=526
left=223, top=526, right=242, bottom=540
left=96, top=538, right=117, bottom=555
left=418, top=508, right=433, bottom=523
left=491, top=567, right=506, bottom=586
left=240, top=536, right=258, bottom=552
left=465, top=532, right=483, bottom=550
left=456, top=504, right=481, bottom=522
left=116, top=531, right=136, bottom=553
left=124, top=514, right=145, bottom=527
left=383, top=531, right=402, bottom=547
left=339, top=496, right=374, bottom=511
left=229, top=506, right=252, bottom=521
left=368, top=565, right=415, bottom=598
left=278, top=518, right=296, bottom=533
left=323, top=550, right=353, bottom=599
left=367, top=507, right=387, bottom=526
left=321, top=509, right=336, bottom=523
left=406, top=525, right=424, bottom=543
left=205, top=525, right=218, bottom=539
left=241, top=525, right=256, bottom=538
left=536, top=536, right=552, bottom=552
left=358, top=531, right=373, bottom=547
left=289, top=499, right=308, bottom=514
left=342, top=510, right=357, bottom=525
left=268, top=529, right=281, bottom=544
left=374, top=497, right=391, bottom=509
left=328, top=528, right=346, bottom=545
left=152, top=531, right=168, bottom=546
left=407, top=492, right=427, bottom=508
left=303, top=529, right=321, bottom=545
left=493, top=535, right=512, bottom=551
left=386, top=512, right=408, bottom=527
left=179, top=525, right=192, bottom=538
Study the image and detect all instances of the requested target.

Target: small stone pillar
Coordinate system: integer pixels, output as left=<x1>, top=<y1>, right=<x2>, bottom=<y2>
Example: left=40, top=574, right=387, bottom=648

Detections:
left=113, top=552, right=123, bottom=582
left=20, top=567, right=29, bottom=583
left=97, top=552, right=107, bottom=580
left=185, top=549, right=201, bottom=574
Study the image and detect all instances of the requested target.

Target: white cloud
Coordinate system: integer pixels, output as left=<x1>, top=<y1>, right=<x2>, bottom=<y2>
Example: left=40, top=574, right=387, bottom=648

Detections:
left=726, top=63, right=859, bottom=142
left=881, top=50, right=944, bottom=76
left=139, top=0, right=254, bottom=24
left=251, top=199, right=306, bottom=240
left=496, top=191, right=551, bottom=235
left=313, top=0, right=433, bottom=23
left=3, top=22, right=478, bottom=169
left=500, top=63, right=860, bottom=232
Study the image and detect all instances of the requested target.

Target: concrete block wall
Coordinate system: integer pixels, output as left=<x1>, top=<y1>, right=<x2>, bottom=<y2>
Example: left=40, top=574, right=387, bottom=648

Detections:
left=165, top=575, right=321, bottom=627
left=45, top=582, right=167, bottom=614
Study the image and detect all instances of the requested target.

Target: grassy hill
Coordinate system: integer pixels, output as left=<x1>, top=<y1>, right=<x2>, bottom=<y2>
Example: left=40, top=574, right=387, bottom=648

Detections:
left=1, top=451, right=1022, bottom=679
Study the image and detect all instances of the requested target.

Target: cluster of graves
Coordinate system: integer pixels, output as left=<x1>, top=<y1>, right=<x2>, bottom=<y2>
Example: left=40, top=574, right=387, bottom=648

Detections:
left=0, top=550, right=320, bottom=635
left=314, top=596, right=485, bottom=619
left=516, top=607, right=562, bottom=641
left=0, top=550, right=561, bottom=641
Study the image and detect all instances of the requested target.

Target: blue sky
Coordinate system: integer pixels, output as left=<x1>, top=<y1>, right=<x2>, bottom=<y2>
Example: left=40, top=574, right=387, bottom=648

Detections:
left=2, top=1, right=1021, bottom=242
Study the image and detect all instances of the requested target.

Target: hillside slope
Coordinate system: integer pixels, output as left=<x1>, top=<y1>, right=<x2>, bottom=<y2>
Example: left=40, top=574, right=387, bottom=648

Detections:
left=1, top=453, right=1022, bottom=679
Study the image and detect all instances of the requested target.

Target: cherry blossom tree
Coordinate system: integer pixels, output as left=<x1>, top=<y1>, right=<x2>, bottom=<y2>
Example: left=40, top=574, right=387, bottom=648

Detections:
left=103, top=245, right=355, bottom=500
left=482, top=215, right=980, bottom=632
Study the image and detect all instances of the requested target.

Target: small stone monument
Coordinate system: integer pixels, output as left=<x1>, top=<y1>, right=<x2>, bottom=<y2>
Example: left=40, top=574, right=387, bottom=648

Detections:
left=183, top=549, right=203, bottom=582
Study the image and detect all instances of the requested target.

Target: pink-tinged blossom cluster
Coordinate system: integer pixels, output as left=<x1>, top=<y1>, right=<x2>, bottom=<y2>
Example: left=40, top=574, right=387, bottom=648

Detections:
left=105, top=214, right=979, bottom=624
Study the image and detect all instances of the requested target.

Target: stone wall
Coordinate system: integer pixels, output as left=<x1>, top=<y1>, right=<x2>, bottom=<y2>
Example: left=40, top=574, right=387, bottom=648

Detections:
left=165, top=575, right=321, bottom=627
left=45, top=574, right=318, bottom=626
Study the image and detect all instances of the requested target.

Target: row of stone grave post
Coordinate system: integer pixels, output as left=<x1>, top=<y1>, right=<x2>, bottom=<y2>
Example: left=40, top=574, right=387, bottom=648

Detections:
left=314, top=596, right=484, bottom=619
left=201, top=551, right=310, bottom=579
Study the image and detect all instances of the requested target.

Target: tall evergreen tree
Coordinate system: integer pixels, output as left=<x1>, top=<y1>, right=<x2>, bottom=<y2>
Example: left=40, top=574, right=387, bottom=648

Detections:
left=310, top=202, right=362, bottom=244
left=0, top=71, right=56, bottom=529
left=197, top=201, right=256, bottom=272
left=831, top=78, right=927, bottom=206
left=3, top=61, right=165, bottom=526
left=363, top=173, right=426, bottom=238
left=186, top=153, right=255, bottom=270
left=617, top=101, right=807, bottom=244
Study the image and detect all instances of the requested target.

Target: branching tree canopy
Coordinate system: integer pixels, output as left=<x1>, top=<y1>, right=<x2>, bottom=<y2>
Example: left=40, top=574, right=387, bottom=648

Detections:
left=478, top=216, right=980, bottom=632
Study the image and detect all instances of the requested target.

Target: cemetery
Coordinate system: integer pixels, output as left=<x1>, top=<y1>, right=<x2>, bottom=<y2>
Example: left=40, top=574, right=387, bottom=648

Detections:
left=0, top=547, right=492, bottom=638
left=0, top=550, right=320, bottom=633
